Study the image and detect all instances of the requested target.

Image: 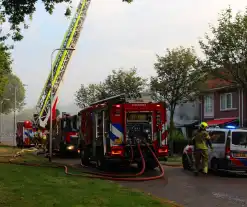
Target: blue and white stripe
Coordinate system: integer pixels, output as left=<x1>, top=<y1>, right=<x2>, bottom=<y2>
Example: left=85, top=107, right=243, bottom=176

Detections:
left=24, top=129, right=34, bottom=139
left=109, top=123, right=123, bottom=145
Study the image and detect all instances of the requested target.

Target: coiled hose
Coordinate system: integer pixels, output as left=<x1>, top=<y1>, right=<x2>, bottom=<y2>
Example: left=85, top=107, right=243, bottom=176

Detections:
left=78, top=143, right=165, bottom=181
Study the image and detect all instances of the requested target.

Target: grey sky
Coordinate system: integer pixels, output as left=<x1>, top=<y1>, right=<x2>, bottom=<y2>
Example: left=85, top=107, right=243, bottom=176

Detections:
left=11, top=0, right=247, bottom=110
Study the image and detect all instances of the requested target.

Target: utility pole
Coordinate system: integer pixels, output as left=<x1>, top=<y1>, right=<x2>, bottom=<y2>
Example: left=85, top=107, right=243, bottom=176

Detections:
left=49, top=47, right=75, bottom=162
left=13, top=87, right=17, bottom=147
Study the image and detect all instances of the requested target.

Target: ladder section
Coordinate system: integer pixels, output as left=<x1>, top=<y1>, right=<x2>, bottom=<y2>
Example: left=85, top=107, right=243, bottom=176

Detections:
left=89, top=92, right=153, bottom=106
left=35, top=0, right=91, bottom=128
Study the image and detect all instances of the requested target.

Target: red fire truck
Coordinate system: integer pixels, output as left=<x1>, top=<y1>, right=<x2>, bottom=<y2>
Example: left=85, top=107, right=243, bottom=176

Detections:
left=51, top=112, right=79, bottom=154
left=16, top=120, right=35, bottom=147
left=78, top=93, right=168, bottom=170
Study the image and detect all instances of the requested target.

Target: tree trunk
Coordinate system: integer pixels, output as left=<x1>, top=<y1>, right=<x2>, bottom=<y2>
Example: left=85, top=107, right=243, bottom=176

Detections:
left=169, top=105, right=176, bottom=156
left=170, top=110, right=175, bottom=136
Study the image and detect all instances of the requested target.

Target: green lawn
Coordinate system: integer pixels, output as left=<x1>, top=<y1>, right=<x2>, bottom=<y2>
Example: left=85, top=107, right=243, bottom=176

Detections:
left=167, top=156, right=182, bottom=163
left=0, top=149, right=173, bottom=207
left=160, top=155, right=182, bottom=166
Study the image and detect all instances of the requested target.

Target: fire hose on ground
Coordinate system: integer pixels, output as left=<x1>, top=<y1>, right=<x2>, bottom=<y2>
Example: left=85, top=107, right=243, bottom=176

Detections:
left=0, top=144, right=165, bottom=181
left=78, top=143, right=164, bottom=181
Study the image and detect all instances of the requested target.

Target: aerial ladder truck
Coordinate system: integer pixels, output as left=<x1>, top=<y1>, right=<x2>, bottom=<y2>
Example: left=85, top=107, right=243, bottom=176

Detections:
left=34, top=0, right=91, bottom=128
left=16, top=0, right=92, bottom=147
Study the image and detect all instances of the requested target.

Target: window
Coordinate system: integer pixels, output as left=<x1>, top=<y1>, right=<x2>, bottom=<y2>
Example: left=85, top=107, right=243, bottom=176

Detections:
left=232, top=132, right=247, bottom=146
left=204, top=95, right=213, bottom=113
left=210, top=131, right=226, bottom=144
left=220, top=93, right=232, bottom=110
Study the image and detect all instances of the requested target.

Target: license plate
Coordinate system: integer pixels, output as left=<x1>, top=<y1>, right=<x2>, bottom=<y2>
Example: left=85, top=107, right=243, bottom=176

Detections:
left=233, top=153, right=247, bottom=158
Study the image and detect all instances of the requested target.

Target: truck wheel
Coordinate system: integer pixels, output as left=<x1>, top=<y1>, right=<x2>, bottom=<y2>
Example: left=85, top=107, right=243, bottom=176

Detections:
left=182, top=154, right=191, bottom=170
left=81, top=148, right=89, bottom=166
left=211, top=158, right=219, bottom=173
left=96, top=158, right=105, bottom=170
left=96, top=154, right=109, bottom=171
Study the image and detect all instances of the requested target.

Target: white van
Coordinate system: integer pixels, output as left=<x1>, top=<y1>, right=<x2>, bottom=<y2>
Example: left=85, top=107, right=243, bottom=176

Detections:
left=182, top=127, right=247, bottom=173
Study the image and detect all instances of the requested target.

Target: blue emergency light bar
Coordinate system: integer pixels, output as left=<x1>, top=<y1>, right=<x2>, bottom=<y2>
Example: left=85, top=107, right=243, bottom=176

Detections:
left=225, top=125, right=237, bottom=129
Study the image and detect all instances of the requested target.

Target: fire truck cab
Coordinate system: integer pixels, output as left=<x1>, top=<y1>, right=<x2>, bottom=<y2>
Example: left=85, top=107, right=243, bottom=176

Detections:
left=52, top=112, right=79, bottom=154
left=78, top=93, right=168, bottom=170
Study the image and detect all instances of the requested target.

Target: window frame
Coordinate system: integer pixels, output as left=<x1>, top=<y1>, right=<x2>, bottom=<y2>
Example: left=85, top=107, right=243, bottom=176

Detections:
left=220, top=93, right=233, bottom=111
left=204, top=94, right=214, bottom=117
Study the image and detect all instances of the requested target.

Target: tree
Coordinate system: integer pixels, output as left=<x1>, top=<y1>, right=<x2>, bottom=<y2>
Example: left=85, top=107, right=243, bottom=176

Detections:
left=199, top=7, right=247, bottom=89
left=104, top=68, right=147, bottom=96
left=0, top=0, right=133, bottom=42
left=1, top=74, right=26, bottom=114
left=75, top=83, right=106, bottom=108
left=0, top=43, right=12, bottom=98
left=75, top=68, right=147, bottom=107
left=150, top=47, right=203, bottom=134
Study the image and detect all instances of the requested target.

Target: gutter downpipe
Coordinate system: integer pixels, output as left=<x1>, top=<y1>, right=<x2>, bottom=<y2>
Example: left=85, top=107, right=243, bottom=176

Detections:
left=239, top=89, right=241, bottom=127
left=242, top=89, right=244, bottom=127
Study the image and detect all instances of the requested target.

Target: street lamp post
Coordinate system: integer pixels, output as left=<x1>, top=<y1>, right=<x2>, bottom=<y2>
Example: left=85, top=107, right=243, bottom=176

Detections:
left=0, top=98, right=10, bottom=143
left=49, top=47, right=75, bottom=162
left=13, top=87, right=17, bottom=147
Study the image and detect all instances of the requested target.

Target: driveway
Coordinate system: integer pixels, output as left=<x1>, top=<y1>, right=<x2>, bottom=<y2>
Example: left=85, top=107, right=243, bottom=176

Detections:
left=53, top=158, right=247, bottom=207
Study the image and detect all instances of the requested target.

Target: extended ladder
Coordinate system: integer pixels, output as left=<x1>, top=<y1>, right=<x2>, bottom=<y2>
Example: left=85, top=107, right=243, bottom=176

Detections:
left=35, top=0, right=91, bottom=128
left=89, top=92, right=153, bottom=106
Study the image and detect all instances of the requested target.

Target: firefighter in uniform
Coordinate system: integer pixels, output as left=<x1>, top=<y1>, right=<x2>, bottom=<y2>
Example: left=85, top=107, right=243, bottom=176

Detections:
left=192, top=122, right=213, bottom=176
left=41, top=132, right=47, bottom=151
left=34, top=131, right=39, bottom=146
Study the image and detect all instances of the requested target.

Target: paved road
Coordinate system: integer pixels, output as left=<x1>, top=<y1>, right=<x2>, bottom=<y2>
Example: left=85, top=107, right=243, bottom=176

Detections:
left=53, top=158, right=247, bottom=207
left=123, top=166, right=247, bottom=207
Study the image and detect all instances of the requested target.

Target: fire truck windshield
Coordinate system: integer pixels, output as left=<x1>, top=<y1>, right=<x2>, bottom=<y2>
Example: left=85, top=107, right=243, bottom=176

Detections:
left=62, top=118, right=77, bottom=132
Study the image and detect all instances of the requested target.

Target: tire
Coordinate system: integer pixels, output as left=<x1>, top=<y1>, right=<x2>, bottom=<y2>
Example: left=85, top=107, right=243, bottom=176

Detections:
left=96, top=158, right=105, bottom=170
left=211, top=158, right=219, bottom=173
left=81, top=147, right=89, bottom=166
left=96, top=146, right=106, bottom=170
left=182, top=154, right=192, bottom=170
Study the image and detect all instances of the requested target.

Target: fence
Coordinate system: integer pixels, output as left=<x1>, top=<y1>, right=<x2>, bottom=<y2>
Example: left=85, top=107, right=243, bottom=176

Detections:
left=0, top=133, right=15, bottom=146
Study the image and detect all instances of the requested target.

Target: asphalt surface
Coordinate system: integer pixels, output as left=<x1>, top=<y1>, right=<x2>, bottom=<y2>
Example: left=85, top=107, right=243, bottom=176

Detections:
left=53, top=158, right=247, bottom=207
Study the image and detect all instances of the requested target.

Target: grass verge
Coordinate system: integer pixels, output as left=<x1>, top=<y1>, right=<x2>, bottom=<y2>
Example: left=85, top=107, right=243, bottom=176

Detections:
left=161, top=155, right=182, bottom=166
left=0, top=145, right=19, bottom=157
left=0, top=147, right=173, bottom=207
left=167, top=156, right=182, bottom=163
